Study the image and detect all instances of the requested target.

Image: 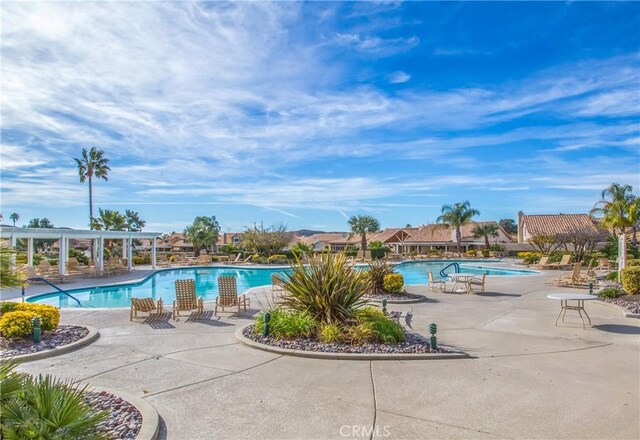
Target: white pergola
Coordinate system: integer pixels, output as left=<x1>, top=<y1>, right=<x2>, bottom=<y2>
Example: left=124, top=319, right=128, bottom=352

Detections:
left=1, top=226, right=162, bottom=275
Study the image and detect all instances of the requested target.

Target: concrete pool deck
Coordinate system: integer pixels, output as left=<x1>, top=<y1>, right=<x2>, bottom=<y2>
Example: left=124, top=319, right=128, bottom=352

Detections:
left=8, top=269, right=640, bottom=440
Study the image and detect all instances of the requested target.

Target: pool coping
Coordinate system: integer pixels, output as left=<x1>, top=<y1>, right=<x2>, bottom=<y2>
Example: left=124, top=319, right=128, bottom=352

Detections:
left=7, top=325, right=100, bottom=363
left=235, top=326, right=470, bottom=361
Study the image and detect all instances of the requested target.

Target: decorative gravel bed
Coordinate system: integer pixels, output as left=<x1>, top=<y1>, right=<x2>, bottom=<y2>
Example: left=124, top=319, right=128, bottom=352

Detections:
left=242, top=326, right=450, bottom=354
left=0, top=325, right=89, bottom=359
left=599, top=296, right=640, bottom=314
left=363, top=292, right=425, bottom=302
left=85, top=390, right=142, bottom=439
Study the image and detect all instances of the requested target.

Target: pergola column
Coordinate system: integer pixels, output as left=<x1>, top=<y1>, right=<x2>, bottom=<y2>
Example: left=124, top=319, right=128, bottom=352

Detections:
left=151, top=239, right=157, bottom=269
left=27, top=238, right=34, bottom=266
left=59, top=236, right=66, bottom=276
left=10, top=234, right=16, bottom=265
left=127, top=238, right=133, bottom=270
left=98, top=236, right=104, bottom=271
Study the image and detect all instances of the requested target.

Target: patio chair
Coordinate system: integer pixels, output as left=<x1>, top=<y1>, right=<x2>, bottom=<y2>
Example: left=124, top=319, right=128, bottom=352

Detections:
left=198, top=254, right=212, bottom=265
left=173, top=279, right=204, bottom=320
left=216, top=276, right=250, bottom=315
left=551, top=262, right=584, bottom=287
left=534, top=256, right=551, bottom=269
left=271, top=273, right=286, bottom=301
left=547, top=254, right=572, bottom=270
left=467, top=273, right=486, bottom=294
left=427, top=271, right=447, bottom=291
left=130, top=297, right=164, bottom=321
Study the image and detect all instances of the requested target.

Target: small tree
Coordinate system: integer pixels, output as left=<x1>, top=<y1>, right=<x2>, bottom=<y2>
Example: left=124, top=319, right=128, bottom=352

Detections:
left=290, top=242, right=313, bottom=258
left=556, top=225, right=608, bottom=263
left=498, top=218, right=517, bottom=235
left=242, top=223, right=290, bottom=256
left=184, top=216, right=221, bottom=257
left=472, top=223, right=500, bottom=248
left=348, top=215, right=380, bottom=258
left=9, top=212, right=19, bottom=227
left=527, top=233, right=563, bottom=254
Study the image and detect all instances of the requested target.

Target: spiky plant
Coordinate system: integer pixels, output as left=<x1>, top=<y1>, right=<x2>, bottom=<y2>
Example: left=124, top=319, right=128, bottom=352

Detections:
left=367, top=259, right=395, bottom=294
left=281, top=253, right=370, bottom=325
left=0, top=242, right=25, bottom=288
left=1, top=372, right=108, bottom=440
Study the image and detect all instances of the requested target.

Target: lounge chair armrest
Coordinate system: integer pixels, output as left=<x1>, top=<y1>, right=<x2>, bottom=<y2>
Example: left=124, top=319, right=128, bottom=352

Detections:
left=157, top=298, right=164, bottom=314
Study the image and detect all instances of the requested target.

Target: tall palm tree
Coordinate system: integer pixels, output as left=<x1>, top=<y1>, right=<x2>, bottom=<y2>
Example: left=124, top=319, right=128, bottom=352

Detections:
left=590, top=183, right=638, bottom=245
left=348, top=215, right=380, bottom=259
left=436, top=201, right=480, bottom=254
left=74, top=147, right=111, bottom=227
left=472, top=223, right=499, bottom=248
left=9, top=212, right=19, bottom=227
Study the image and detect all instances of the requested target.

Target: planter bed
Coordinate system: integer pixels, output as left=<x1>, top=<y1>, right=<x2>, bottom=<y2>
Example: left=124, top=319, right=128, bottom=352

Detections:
left=85, top=390, right=143, bottom=440
left=242, top=326, right=450, bottom=354
left=598, top=295, right=640, bottom=314
left=0, top=324, right=89, bottom=359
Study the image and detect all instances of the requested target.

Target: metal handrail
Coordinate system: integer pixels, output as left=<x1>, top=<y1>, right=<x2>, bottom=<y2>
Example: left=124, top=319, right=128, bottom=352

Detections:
left=440, top=262, right=460, bottom=278
left=23, top=277, right=82, bottom=306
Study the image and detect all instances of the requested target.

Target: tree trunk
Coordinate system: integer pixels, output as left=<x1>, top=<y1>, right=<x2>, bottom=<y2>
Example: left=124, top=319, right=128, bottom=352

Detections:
left=456, top=228, right=462, bottom=254
left=194, top=247, right=200, bottom=257
left=485, top=235, right=490, bottom=248
left=361, top=233, right=367, bottom=260
left=88, top=175, right=93, bottom=225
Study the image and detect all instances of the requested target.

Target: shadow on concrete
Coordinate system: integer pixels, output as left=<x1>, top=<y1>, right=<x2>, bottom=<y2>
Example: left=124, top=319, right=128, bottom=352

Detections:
left=233, top=308, right=260, bottom=319
left=593, top=324, right=640, bottom=335
left=479, top=291, right=522, bottom=297
left=156, top=415, right=168, bottom=440
left=186, top=311, right=235, bottom=327
left=143, top=312, right=176, bottom=329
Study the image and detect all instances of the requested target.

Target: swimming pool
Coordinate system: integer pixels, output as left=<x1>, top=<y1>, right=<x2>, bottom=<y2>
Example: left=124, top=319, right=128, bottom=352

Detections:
left=27, top=260, right=537, bottom=308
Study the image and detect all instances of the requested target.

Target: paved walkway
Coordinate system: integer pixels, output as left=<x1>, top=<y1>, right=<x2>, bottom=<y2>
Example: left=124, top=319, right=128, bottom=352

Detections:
left=13, top=270, right=640, bottom=440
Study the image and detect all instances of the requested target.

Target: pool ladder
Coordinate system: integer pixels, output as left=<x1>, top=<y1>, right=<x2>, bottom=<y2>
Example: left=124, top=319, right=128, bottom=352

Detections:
left=440, top=262, right=460, bottom=279
left=23, top=277, right=82, bottom=306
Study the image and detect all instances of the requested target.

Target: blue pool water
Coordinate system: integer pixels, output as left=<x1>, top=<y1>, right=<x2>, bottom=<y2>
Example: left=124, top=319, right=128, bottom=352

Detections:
left=27, top=260, right=537, bottom=308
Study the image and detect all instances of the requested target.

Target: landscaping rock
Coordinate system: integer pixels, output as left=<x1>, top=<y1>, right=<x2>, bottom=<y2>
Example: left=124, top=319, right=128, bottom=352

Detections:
left=84, top=390, right=142, bottom=440
left=0, top=325, right=89, bottom=358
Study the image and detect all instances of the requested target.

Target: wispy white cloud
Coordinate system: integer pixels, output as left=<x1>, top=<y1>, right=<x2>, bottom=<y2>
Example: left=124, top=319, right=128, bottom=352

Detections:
left=389, top=71, right=411, bottom=84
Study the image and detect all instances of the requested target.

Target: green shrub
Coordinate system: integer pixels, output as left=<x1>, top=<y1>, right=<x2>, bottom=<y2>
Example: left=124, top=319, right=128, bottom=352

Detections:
left=466, top=250, right=476, bottom=256
left=481, top=250, right=490, bottom=258
left=0, top=310, right=37, bottom=338
left=355, top=306, right=386, bottom=322
left=383, top=273, right=404, bottom=293
left=605, top=271, right=619, bottom=281
left=267, top=254, right=288, bottom=264
left=598, top=287, right=621, bottom=299
left=370, top=317, right=404, bottom=344
left=0, top=365, right=108, bottom=439
left=133, top=255, right=151, bottom=265
left=281, top=253, right=369, bottom=325
left=255, top=309, right=316, bottom=339
left=343, top=247, right=357, bottom=257
left=318, top=323, right=343, bottom=343
left=367, top=259, right=395, bottom=294
left=211, top=256, right=219, bottom=262
left=13, top=303, right=60, bottom=331
left=627, top=259, right=640, bottom=267
left=69, top=248, right=89, bottom=265
left=621, top=266, right=640, bottom=295
left=346, top=322, right=376, bottom=345
left=0, top=301, right=18, bottom=315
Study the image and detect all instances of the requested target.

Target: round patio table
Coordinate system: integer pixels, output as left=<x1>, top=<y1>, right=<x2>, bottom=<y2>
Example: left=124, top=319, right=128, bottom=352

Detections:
left=448, top=273, right=476, bottom=293
left=547, top=293, right=597, bottom=329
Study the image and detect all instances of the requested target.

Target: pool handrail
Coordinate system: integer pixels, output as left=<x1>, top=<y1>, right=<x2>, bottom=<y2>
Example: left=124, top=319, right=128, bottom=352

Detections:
left=440, top=262, right=460, bottom=278
left=24, top=277, right=82, bottom=306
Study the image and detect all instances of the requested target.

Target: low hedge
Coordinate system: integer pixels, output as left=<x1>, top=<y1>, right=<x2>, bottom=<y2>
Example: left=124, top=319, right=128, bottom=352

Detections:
left=621, top=266, right=640, bottom=295
left=383, top=273, right=404, bottom=294
left=0, top=302, right=61, bottom=338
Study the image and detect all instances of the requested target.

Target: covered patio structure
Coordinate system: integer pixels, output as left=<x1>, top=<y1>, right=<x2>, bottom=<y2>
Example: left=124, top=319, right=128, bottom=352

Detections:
left=1, top=226, right=162, bottom=275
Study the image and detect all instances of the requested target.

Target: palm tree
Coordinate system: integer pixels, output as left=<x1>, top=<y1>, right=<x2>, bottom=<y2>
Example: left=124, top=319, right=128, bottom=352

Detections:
left=9, top=212, right=19, bottom=227
left=590, top=183, right=638, bottom=245
left=184, top=216, right=221, bottom=257
left=90, top=208, right=128, bottom=231
left=74, top=147, right=111, bottom=227
left=348, top=215, right=380, bottom=259
left=472, top=223, right=499, bottom=248
left=436, top=201, right=480, bottom=254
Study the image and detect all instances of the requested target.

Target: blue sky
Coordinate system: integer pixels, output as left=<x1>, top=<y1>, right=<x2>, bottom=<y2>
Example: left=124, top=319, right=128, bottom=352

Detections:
left=1, top=1, right=639, bottom=233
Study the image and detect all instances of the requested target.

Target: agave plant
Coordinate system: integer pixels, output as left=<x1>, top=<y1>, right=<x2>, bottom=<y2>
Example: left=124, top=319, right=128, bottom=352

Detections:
left=367, top=259, right=395, bottom=294
left=1, top=366, right=108, bottom=440
left=281, top=253, right=370, bottom=325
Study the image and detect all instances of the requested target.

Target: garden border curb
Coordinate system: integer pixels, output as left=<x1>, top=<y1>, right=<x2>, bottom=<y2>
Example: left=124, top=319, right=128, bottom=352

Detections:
left=595, top=299, right=640, bottom=319
left=10, top=325, right=100, bottom=363
left=91, top=387, right=160, bottom=440
left=365, top=294, right=427, bottom=304
left=235, top=326, right=469, bottom=361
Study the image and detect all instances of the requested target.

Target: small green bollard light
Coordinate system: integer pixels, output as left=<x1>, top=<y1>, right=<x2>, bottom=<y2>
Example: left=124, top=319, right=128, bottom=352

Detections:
left=32, top=316, right=41, bottom=343
left=588, top=282, right=593, bottom=295
left=429, top=322, right=438, bottom=350
left=263, top=312, right=271, bottom=337
left=382, top=298, right=387, bottom=315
